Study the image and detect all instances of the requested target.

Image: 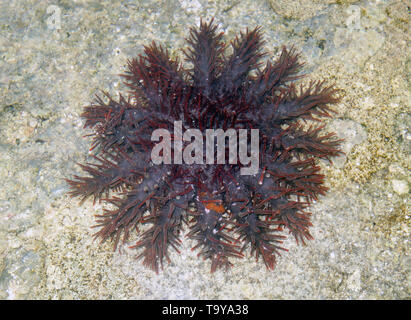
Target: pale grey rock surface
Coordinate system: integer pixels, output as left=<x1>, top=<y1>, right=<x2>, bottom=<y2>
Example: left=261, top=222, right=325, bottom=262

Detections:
left=0, top=0, right=409, bottom=299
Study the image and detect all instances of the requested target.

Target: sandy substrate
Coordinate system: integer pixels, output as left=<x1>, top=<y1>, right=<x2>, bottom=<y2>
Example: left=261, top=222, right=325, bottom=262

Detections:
left=0, top=0, right=409, bottom=299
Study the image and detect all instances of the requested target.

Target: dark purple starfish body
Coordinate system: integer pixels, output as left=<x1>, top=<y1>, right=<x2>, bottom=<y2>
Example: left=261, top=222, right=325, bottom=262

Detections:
left=67, top=19, right=342, bottom=273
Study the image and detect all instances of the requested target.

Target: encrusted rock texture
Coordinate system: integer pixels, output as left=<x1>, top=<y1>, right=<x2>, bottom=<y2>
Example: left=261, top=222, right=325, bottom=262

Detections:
left=0, top=0, right=409, bottom=299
